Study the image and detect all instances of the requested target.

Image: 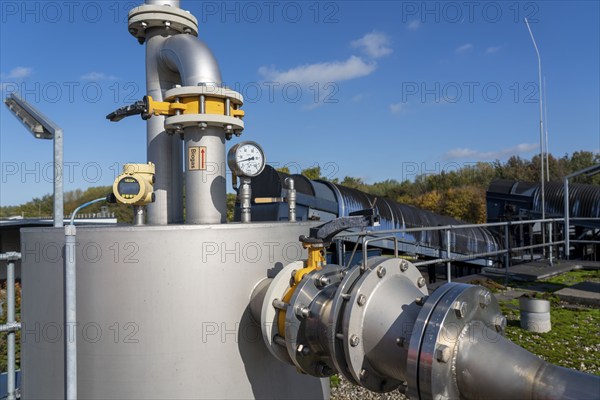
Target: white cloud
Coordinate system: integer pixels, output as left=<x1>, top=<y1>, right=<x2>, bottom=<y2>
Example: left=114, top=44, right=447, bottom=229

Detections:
left=352, top=93, right=368, bottom=103
left=407, top=20, right=421, bottom=30
left=455, top=43, right=473, bottom=54
left=445, top=143, right=539, bottom=160
left=351, top=31, right=393, bottom=58
left=258, top=56, right=376, bottom=85
left=486, top=46, right=502, bottom=54
left=389, top=102, right=409, bottom=114
left=80, top=72, right=118, bottom=81
left=0, top=67, right=33, bottom=79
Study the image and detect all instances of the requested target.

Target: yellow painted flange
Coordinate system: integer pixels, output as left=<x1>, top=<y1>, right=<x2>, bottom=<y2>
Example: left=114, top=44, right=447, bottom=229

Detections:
left=277, top=244, right=326, bottom=337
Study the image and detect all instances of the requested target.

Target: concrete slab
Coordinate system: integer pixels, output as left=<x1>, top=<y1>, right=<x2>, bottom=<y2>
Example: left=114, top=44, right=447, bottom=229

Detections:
left=483, top=260, right=600, bottom=282
left=555, top=282, right=600, bottom=306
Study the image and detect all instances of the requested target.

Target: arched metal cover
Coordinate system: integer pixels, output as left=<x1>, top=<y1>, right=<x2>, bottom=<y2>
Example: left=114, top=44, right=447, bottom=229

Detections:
left=245, top=166, right=500, bottom=259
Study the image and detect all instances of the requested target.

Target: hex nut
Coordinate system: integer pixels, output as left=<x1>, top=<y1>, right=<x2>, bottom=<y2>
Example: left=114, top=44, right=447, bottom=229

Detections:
left=453, top=301, right=467, bottom=318
left=357, top=294, right=367, bottom=306
left=417, top=277, right=426, bottom=288
left=479, top=291, right=492, bottom=308
left=494, top=315, right=507, bottom=332
left=360, top=369, right=369, bottom=380
left=400, top=261, right=409, bottom=272
left=435, top=344, right=451, bottom=363
left=350, top=335, right=360, bottom=347
left=296, top=306, right=310, bottom=318
left=377, top=266, right=386, bottom=278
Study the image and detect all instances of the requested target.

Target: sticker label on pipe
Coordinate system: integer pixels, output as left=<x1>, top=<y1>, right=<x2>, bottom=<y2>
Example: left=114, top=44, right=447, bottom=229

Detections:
left=188, top=146, right=207, bottom=171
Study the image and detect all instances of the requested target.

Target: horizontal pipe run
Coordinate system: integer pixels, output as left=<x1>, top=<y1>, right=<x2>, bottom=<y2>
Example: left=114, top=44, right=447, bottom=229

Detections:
left=456, top=325, right=600, bottom=400
left=0, top=252, right=21, bottom=261
left=0, top=322, right=21, bottom=333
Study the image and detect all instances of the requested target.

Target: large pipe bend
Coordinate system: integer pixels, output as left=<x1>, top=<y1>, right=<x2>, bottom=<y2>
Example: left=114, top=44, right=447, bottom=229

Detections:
left=159, top=34, right=222, bottom=86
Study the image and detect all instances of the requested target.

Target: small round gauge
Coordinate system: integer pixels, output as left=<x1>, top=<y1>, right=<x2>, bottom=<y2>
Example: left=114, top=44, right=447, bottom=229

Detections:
left=228, top=141, right=266, bottom=177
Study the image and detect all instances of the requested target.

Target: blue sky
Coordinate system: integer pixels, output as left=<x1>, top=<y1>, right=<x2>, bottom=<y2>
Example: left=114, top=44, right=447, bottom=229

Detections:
left=1, top=0, right=599, bottom=206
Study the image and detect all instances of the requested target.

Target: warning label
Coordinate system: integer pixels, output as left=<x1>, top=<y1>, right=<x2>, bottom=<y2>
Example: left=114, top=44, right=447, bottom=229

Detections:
left=188, top=146, right=207, bottom=171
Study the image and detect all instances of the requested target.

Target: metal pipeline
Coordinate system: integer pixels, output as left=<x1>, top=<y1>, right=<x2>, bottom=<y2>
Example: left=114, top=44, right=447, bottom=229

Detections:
left=144, top=27, right=182, bottom=224
left=456, top=324, right=600, bottom=400
left=141, top=4, right=224, bottom=224
left=256, top=257, right=600, bottom=399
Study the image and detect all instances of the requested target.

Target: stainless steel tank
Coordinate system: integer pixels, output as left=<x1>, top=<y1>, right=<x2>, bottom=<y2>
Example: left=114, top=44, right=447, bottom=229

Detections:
left=20, top=223, right=328, bottom=399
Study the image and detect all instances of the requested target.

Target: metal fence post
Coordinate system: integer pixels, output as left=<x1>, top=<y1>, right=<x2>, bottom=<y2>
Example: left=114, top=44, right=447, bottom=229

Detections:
left=446, top=229, right=452, bottom=283
left=7, top=260, right=16, bottom=400
left=504, top=223, right=511, bottom=286
left=548, top=221, right=554, bottom=266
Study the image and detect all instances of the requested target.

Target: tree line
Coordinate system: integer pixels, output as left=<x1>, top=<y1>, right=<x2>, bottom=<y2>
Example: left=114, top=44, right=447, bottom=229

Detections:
left=1, top=151, right=597, bottom=224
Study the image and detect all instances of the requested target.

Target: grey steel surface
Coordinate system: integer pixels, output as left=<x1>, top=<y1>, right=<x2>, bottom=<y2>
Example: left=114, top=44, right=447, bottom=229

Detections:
left=20, top=223, right=328, bottom=399
left=456, top=324, right=600, bottom=400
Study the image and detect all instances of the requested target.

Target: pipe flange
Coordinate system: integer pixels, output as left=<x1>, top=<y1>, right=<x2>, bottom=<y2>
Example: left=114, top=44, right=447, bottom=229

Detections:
left=260, top=261, right=303, bottom=364
left=341, top=257, right=428, bottom=393
left=128, top=5, right=198, bottom=42
left=164, top=114, right=244, bottom=132
left=164, top=86, right=244, bottom=105
left=328, top=265, right=363, bottom=385
left=285, top=264, right=345, bottom=376
left=406, top=283, right=503, bottom=400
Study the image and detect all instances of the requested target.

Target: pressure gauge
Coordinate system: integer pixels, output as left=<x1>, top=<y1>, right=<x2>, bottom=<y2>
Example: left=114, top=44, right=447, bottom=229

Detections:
left=228, top=141, right=266, bottom=177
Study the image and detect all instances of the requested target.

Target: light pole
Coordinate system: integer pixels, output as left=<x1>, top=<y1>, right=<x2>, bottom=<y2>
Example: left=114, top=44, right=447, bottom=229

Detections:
left=525, top=17, right=546, bottom=256
left=4, top=93, right=63, bottom=227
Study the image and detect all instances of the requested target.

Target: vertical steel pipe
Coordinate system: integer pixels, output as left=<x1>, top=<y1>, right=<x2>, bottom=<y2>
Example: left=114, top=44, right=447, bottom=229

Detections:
left=285, top=177, right=296, bottom=222
left=184, top=126, right=226, bottom=224
left=6, top=261, right=16, bottom=400
left=504, top=223, right=511, bottom=284
left=64, top=225, right=77, bottom=400
left=145, top=29, right=179, bottom=225
left=239, top=177, right=252, bottom=223
left=53, top=128, right=64, bottom=227
left=564, top=177, right=570, bottom=259
left=446, top=229, right=452, bottom=282
left=133, top=206, right=146, bottom=225
left=159, top=33, right=223, bottom=224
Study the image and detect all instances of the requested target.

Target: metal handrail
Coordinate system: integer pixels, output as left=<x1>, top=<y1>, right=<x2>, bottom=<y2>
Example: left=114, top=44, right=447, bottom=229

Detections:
left=339, top=217, right=599, bottom=283
left=1, top=252, right=21, bottom=400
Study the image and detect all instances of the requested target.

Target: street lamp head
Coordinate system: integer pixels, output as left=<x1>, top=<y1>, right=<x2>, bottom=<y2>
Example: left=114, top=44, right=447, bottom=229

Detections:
left=3, top=93, right=55, bottom=139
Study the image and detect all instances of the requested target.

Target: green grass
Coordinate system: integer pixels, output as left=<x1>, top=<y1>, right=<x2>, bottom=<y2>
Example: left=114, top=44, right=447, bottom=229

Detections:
left=543, top=269, right=600, bottom=286
left=500, top=299, right=600, bottom=375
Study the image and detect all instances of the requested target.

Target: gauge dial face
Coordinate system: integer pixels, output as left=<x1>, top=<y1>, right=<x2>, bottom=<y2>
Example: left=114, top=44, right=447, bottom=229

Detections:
left=232, top=142, right=265, bottom=177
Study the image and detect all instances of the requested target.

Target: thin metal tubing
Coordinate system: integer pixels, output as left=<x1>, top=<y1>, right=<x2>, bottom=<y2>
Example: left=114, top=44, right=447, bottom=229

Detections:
left=70, top=198, right=106, bottom=225
left=7, top=261, right=16, bottom=400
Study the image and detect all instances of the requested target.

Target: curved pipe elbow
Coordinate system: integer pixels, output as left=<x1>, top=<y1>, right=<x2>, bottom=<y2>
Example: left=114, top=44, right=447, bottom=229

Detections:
left=160, top=34, right=222, bottom=86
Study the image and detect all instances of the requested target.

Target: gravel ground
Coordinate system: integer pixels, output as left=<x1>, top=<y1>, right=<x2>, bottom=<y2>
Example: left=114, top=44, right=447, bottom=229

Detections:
left=330, top=377, right=408, bottom=400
